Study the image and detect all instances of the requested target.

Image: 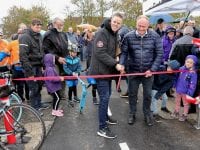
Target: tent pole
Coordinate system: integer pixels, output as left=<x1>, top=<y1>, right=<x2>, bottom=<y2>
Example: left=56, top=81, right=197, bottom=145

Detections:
left=181, top=11, right=191, bottom=29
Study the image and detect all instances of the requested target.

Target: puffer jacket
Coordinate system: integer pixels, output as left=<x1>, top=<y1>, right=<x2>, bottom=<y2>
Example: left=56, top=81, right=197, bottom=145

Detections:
left=120, top=29, right=163, bottom=73
left=19, top=28, right=43, bottom=77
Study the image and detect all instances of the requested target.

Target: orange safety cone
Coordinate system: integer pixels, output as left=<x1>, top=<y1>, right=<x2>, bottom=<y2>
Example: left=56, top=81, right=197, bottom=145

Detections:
left=3, top=97, right=16, bottom=144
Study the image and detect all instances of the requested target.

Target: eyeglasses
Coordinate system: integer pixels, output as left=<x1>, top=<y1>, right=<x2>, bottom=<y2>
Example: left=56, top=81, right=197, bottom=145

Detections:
left=33, top=24, right=42, bottom=26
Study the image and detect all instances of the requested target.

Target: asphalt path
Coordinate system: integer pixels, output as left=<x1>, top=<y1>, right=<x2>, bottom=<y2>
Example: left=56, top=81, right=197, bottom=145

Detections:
left=41, top=81, right=200, bottom=150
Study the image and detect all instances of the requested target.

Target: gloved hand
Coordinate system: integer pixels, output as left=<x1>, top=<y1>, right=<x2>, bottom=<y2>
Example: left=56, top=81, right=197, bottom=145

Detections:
left=0, top=52, right=9, bottom=62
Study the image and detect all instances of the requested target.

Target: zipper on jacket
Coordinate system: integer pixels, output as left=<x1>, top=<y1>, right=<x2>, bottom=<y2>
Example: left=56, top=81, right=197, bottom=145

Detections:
left=140, top=37, right=143, bottom=72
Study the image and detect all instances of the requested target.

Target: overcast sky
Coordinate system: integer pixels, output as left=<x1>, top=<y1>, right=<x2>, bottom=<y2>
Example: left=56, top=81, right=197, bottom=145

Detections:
left=0, top=0, right=70, bottom=21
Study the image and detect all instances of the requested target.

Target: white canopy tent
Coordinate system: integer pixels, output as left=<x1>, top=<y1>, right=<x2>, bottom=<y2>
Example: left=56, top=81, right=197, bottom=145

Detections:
left=143, top=0, right=200, bottom=15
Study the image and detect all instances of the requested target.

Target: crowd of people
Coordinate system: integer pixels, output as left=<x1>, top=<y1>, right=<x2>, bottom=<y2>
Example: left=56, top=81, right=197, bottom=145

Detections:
left=0, top=13, right=200, bottom=139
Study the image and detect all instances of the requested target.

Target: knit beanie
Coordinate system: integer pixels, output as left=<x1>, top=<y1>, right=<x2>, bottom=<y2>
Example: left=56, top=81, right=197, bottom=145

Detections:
left=168, top=60, right=180, bottom=70
left=186, top=55, right=198, bottom=65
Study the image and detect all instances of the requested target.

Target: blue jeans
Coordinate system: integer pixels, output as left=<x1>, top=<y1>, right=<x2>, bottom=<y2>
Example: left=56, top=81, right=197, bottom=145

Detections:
left=128, top=76, right=153, bottom=117
left=151, top=90, right=168, bottom=114
left=96, top=79, right=112, bottom=130
left=27, top=67, right=43, bottom=110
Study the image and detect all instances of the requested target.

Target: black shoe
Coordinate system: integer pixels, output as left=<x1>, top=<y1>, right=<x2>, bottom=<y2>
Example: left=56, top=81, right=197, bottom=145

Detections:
left=106, top=116, right=117, bottom=125
left=68, top=100, right=74, bottom=107
left=161, top=107, right=171, bottom=113
left=120, top=92, right=128, bottom=98
left=128, top=114, right=136, bottom=125
left=93, top=97, right=99, bottom=105
left=144, top=115, right=154, bottom=126
left=153, top=114, right=163, bottom=123
left=74, top=96, right=80, bottom=103
left=97, top=127, right=117, bottom=139
left=39, top=103, right=50, bottom=111
left=117, top=88, right=122, bottom=93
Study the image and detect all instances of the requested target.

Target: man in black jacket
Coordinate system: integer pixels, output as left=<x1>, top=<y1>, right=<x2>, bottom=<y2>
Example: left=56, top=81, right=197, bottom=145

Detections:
left=19, top=18, right=45, bottom=111
left=43, top=17, right=68, bottom=100
left=89, top=12, right=124, bottom=139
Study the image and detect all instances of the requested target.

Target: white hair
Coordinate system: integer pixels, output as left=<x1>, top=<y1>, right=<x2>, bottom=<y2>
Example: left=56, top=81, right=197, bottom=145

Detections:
left=183, top=26, right=194, bottom=35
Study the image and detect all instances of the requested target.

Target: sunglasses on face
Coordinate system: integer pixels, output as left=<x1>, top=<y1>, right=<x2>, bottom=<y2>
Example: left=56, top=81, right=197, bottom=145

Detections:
left=33, top=23, right=42, bottom=26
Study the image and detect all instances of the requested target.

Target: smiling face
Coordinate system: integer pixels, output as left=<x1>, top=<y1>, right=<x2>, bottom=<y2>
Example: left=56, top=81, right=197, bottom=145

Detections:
left=110, top=15, right=123, bottom=33
left=136, top=17, right=149, bottom=36
left=167, top=31, right=175, bottom=40
left=185, top=58, right=195, bottom=70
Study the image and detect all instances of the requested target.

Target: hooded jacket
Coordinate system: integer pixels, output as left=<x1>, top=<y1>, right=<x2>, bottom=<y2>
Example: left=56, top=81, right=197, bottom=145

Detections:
left=43, top=54, right=62, bottom=93
left=89, top=18, right=118, bottom=76
left=175, top=55, right=198, bottom=96
left=162, top=26, right=176, bottom=62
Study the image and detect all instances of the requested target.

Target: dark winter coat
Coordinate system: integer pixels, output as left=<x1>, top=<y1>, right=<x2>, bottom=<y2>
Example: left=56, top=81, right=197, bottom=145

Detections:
left=120, top=29, right=163, bottom=73
left=89, top=19, right=118, bottom=76
left=43, top=54, right=62, bottom=93
left=42, top=28, right=68, bottom=74
left=19, top=28, right=43, bottom=77
left=169, top=34, right=194, bottom=66
left=152, top=66, right=177, bottom=99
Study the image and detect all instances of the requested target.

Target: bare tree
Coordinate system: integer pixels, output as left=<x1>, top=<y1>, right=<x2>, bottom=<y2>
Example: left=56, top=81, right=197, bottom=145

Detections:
left=96, top=0, right=112, bottom=18
left=2, top=5, right=50, bottom=37
left=113, top=0, right=142, bottom=27
left=70, top=0, right=97, bottom=23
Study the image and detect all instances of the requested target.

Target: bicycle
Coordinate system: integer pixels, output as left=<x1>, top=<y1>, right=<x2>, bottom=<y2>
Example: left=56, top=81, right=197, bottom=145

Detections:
left=0, top=71, right=22, bottom=124
left=0, top=71, right=22, bottom=104
left=0, top=73, right=46, bottom=150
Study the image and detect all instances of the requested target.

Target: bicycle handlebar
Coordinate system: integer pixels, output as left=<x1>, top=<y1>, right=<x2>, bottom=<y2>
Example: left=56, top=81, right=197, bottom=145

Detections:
left=0, top=71, right=12, bottom=78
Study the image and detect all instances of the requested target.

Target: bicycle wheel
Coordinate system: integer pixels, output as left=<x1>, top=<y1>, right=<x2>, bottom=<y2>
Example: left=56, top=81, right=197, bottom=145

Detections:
left=1, top=103, right=46, bottom=149
left=9, top=92, right=22, bottom=104
left=9, top=92, right=23, bottom=123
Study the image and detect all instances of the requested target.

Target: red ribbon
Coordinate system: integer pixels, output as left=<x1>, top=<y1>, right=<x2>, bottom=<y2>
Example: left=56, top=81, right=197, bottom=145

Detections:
left=13, top=70, right=189, bottom=81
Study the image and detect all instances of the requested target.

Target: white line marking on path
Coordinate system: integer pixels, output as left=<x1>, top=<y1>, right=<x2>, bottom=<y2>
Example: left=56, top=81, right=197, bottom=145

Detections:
left=119, top=142, right=130, bottom=150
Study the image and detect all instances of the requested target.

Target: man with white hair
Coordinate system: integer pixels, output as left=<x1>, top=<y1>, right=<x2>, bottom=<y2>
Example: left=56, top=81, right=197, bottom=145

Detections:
left=188, top=19, right=200, bottom=38
left=43, top=17, right=68, bottom=100
left=170, top=26, right=195, bottom=66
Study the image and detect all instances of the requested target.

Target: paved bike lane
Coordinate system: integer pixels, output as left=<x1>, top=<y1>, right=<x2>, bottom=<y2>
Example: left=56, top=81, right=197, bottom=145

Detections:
left=40, top=81, right=200, bottom=150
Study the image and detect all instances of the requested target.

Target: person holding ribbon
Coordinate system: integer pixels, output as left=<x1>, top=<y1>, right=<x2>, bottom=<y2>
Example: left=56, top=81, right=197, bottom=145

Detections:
left=120, top=15, right=163, bottom=126
left=89, top=12, right=124, bottom=139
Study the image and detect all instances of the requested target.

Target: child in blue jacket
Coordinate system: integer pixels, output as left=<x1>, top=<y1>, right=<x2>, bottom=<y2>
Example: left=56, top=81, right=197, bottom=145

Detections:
left=63, top=44, right=82, bottom=107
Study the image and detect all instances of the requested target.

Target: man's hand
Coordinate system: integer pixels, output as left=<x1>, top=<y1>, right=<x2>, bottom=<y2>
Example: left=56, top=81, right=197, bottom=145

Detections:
left=145, top=70, right=152, bottom=78
left=58, top=57, right=66, bottom=64
left=60, top=76, right=64, bottom=81
left=28, top=76, right=36, bottom=82
left=115, top=64, right=125, bottom=74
